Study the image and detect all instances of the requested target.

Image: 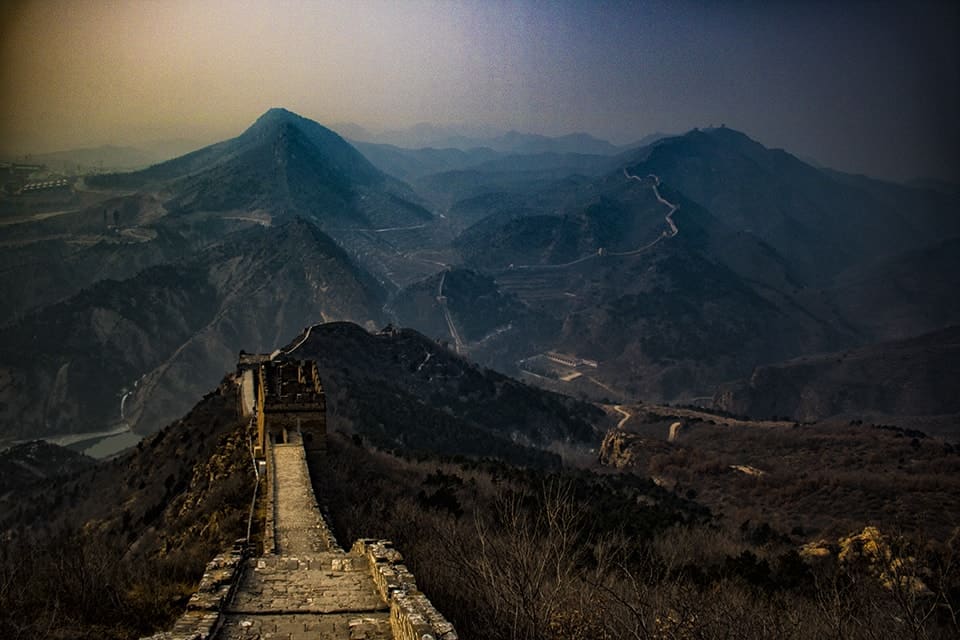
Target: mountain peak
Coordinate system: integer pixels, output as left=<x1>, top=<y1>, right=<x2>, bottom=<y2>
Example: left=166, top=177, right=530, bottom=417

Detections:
left=234, top=108, right=383, bottom=186
left=245, top=107, right=318, bottom=137
left=254, top=106, right=307, bottom=125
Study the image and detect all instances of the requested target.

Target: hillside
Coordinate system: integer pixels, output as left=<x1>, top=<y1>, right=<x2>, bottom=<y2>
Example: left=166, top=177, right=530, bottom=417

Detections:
left=281, top=322, right=605, bottom=463
left=0, top=380, right=254, bottom=639
left=0, top=440, right=95, bottom=496
left=3, top=326, right=958, bottom=639
left=84, top=108, right=438, bottom=287
left=0, top=220, right=385, bottom=439
left=445, top=165, right=849, bottom=401
left=714, top=325, right=960, bottom=423
left=5, top=112, right=958, bottom=447
left=390, top=268, right=559, bottom=370
left=820, top=237, right=960, bottom=342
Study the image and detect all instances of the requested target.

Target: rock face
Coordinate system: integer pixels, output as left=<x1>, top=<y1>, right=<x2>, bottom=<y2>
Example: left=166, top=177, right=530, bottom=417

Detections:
left=714, top=325, right=960, bottom=421
left=599, top=429, right=669, bottom=469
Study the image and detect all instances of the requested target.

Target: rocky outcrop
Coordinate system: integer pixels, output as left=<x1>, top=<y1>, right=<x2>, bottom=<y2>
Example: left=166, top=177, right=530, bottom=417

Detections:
left=599, top=428, right=669, bottom=469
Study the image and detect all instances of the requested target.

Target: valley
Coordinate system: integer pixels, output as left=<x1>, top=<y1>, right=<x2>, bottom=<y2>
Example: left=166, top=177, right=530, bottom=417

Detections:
left=2, top=110, right=958, bottom=447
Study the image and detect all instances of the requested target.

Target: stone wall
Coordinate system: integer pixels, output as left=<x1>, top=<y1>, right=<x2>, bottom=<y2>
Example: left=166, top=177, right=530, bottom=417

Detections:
left=142, top=355, right=456, bottom=639
left=141, top=541, right=246, bottom=640
left=352, top=539, right=459, bottom=640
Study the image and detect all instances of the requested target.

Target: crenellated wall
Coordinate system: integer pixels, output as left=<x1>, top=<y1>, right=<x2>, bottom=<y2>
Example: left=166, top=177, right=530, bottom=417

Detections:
left=353, top=539, right=459, bottom=640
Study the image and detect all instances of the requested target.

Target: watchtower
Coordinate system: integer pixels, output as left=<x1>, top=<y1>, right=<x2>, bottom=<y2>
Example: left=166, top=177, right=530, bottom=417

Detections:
left=254, top=358, right=326, bottom=457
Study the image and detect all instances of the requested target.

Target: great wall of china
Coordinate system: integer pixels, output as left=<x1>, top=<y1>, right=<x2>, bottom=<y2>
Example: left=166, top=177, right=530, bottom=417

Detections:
left=145, top=353, right=456, bottom=640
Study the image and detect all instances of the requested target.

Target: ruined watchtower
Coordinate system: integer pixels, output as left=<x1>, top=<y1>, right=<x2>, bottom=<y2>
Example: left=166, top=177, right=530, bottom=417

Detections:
left=254, top=358, right=326, bottom=458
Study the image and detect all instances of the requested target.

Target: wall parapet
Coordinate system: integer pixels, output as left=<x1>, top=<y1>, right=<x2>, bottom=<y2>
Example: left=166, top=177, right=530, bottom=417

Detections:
left=352, top=538, right=458, bottom=640
left=140, top=540, right=246, bottom=640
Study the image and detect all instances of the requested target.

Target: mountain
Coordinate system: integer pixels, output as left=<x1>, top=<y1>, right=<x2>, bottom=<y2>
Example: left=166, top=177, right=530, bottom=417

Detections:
left=88, top=108, right=397, bottom=220
left=93, top=108, right=381, bottom=187
left=278, top=322, right=603, bottom=460
left=714, top=325, right=960, bottom=423
left=352, top=142, right=500, bottom=181
left=0, top=218, right=189, bottom=327
left=353, top=141, right=615, bottom=185
left=0, top=219, right=385, bottom=439
left=622, top=127, right=960, bottom=285
left=487, top=130, right=621, bottom=156
left=3, top=328, right=958, bottom=640
left=340, top=121, right=626, bottom=155
left=77, top=109, right=442, bottom=288
left=6, top=113, right=958, bottom=442
left=342, top=121, right=503, bottom=150
left=431, top=167, right=844, bottom=400
left=420, top=125, right=960, bottom=402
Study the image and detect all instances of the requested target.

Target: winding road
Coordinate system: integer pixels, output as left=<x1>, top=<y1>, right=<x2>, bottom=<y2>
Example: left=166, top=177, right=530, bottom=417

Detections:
left=331, top=223, right=428, bottom=233
left=437, top=270, right=465, bottom=354
left=613, top=404, right=633, bottom=429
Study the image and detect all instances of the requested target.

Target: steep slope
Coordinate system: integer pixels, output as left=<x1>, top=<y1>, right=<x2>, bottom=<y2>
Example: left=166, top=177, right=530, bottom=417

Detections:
left=163, top=108, right=385, bottom=222
left=455, top=185, right=678, bottom=270
left=714, top=325, right=960, bottom=422
left=89, top=108, right=382, bottom=191
left=90, top=108, right=433, bottom=231
left=0, top=381, right=253, bottom=639
left=0, top=219, right=385, bottom=439
left=437, top=129, right=959, bottom=403
left=0, top=222, right=190, bottom=327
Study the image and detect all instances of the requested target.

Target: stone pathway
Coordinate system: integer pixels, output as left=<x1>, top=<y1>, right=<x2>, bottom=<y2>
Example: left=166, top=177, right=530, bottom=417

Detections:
left=272, top=442, right=333, bottom=555
left=216, top=442, right=391, bottom=639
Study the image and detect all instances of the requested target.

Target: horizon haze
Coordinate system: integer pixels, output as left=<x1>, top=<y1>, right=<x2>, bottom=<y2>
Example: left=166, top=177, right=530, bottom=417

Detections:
left=1, top=0, right=958, bottom=183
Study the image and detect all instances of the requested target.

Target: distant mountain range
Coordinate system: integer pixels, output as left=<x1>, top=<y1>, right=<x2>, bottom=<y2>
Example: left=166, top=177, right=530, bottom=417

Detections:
left=332, top=121, right=669, bottom=156
left=1, top=139, right=205, bottom=173
left=2, top=108, right=958, bottom=444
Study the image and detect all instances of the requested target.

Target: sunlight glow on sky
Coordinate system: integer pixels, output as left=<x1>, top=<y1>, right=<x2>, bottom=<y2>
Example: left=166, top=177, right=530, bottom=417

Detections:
left=1, top=0, right=957, bottom=181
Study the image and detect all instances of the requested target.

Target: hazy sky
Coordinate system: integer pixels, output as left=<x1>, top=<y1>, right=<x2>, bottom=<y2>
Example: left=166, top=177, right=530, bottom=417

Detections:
left=1, top=0, right=957, bottom=181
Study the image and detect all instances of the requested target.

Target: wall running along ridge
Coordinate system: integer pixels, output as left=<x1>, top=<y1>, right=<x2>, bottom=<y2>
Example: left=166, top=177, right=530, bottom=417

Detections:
left=142, top=353, right=456, bottom=639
